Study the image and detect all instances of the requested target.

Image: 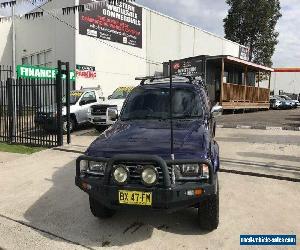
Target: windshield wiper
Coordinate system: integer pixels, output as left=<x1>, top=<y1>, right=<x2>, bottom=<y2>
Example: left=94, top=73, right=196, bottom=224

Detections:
left=173, top=115, right=202, bottom=119
left=121, top=115, right=168, bottom=121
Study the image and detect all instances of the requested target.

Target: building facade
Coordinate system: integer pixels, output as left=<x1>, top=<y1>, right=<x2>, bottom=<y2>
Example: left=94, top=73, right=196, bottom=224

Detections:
left=0, top=0, right=248, bottom=97
left=271, top=68, right=300, bottom=96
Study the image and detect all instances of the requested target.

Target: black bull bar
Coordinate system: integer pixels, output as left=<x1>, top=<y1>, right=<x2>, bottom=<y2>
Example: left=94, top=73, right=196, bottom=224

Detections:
left=76, top=154, right=214, bottom=187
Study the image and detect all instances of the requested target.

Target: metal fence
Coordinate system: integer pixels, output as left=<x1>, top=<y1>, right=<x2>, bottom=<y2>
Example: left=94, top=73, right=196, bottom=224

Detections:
left=0, top=65, right=65, bottom=147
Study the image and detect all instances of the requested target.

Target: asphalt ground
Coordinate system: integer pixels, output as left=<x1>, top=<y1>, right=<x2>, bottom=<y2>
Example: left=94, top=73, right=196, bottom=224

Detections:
left=216, top=107, right=300, bottom=129
left=0, top=128, right=299, bottom=250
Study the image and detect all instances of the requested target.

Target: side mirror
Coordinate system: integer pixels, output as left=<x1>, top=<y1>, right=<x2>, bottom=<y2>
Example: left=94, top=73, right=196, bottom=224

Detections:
left=211, top=105, right=223, bottom=117
left=108, top=95, right=112, bottom=100
left=80, top=100, right=87, bottom=106
left=107, top=107, right=118, bottom=122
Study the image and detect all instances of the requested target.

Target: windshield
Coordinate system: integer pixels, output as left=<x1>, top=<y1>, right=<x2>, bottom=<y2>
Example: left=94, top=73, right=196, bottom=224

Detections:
left=110, top=87, right=133, bottom=99
left=281, top=96, right=291, bottom=100
left=121, top=87, right=204, bottom=120
left=62, top=91, right=83, bottom=105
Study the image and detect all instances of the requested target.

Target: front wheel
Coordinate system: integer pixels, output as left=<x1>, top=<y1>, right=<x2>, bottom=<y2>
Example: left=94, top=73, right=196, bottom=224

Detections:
left=89, top=196, right=116, bottom=219
left=198, top=176, right=219, bottom=231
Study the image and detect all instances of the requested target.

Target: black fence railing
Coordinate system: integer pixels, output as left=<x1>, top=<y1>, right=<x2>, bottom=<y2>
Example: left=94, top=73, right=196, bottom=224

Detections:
left=0, top=65, right=66, bottom=147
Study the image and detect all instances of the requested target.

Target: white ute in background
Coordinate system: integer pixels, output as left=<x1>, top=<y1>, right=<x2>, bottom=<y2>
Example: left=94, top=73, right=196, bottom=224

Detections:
left=88, top=86, right=134, bottom=131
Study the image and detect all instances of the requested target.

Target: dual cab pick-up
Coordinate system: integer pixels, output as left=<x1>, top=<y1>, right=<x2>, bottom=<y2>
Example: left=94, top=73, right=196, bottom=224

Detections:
left=75, top=77, right=222, bottom=231
left=35, top=88, right=104, bottom=133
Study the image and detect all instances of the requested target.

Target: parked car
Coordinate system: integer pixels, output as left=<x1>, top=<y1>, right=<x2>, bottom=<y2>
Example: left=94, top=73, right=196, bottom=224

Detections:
left=88, top=86, right=134, bottom=131
left=35, top=88, right=104, bottom=133
left=278, top=95, right=299, bottom=108
left=75, top=76, right=221, bottom=231
left=270, top=96, right=283, bottom=110
left=270, top=96, right=293, bottom=110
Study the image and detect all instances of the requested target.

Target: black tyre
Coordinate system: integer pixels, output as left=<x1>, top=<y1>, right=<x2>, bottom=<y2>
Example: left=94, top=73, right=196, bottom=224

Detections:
left=63, top=117, right=75, bottom=134
left=89, top=196, right=116, bottom=219
left=198, top=177, right=219, bottom=231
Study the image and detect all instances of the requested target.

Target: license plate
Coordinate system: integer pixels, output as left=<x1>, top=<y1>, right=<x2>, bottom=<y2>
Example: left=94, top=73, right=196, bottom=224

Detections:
left=118, top=190, right=152, bottom=206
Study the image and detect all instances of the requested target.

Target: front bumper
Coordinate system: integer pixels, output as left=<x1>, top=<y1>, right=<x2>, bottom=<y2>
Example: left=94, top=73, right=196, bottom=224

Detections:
left=75, top=154, right=217, bottom=212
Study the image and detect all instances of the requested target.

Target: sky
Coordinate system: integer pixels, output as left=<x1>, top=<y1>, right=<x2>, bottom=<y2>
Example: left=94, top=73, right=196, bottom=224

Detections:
left=136, top=0, right=300, bottom=67
left=1, top=0, right=299, bottom=67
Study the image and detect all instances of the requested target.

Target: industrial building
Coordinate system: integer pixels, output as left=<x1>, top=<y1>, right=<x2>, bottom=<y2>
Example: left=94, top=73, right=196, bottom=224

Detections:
left=271, top=68, right=300, bottom=97
left=0, top=0, right=249, bottom=96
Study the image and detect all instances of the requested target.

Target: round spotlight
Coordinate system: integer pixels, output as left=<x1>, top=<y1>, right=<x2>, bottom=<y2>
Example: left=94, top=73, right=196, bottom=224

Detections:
left=113, top=165, right=128, bottom=184
left=141, top=166, right=158, bottom=186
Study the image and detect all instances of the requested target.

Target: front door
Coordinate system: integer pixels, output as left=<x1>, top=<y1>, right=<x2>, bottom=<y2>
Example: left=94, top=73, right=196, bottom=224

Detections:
left=77, top=91, right=97, bottom=123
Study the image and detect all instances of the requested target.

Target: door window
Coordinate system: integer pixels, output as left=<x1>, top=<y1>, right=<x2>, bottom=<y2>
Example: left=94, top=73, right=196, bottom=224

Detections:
left=81, top=92, right=97, bottom=105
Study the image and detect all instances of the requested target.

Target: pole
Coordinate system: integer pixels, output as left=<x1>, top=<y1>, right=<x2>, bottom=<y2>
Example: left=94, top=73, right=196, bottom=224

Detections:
left=169, top=60, right=174, bottom=160
left=56, top=60, right=63, bottom=146
left=220, top=58, right=224, bottom=105
left=12, top=4, right=17, bottom=139
left=66, top=62, right=71, bottom=144
left=244, top=66, right=248, bottom=102
left=12, top=4, right=16, bottom=78
left=268, top=72, right=271, bottom=101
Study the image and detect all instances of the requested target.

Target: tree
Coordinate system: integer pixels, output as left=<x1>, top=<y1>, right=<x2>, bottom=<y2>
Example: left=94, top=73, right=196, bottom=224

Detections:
left=224, top=0, right=281, bottom=67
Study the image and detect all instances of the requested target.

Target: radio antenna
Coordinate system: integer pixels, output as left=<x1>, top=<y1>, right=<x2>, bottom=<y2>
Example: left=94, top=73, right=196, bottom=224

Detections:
left=169, top=60, right=175, bottom=160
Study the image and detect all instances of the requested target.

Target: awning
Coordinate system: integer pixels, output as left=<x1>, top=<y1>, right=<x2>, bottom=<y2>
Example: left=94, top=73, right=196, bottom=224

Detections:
left=225, top=56, right=274, bottom=72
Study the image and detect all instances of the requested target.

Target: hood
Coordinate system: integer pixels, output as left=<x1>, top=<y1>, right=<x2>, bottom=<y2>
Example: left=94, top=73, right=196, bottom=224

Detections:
left=86, top=120, right=210, bottom=161
left=102, top=99, right=125, bottom=111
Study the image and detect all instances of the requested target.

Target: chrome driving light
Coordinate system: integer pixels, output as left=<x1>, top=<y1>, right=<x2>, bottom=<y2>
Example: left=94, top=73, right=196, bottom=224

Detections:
left=141, top=166, right=158, bottom=186
left=113, top=165, right=128, bottom=184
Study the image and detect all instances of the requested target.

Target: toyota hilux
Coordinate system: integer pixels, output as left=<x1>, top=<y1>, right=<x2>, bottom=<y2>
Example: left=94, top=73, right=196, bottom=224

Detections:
left=75, top=76, right=222, bottom=231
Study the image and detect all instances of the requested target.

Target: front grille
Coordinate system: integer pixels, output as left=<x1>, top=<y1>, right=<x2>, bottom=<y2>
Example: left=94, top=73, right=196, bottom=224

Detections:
left=91, top=105, right=117, bottom=116
left=91, top=106, right=108, bottom=116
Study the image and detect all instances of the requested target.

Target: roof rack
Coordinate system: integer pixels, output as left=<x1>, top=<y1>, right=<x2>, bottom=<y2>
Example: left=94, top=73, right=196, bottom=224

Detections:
left=135, top=75, right=197, bottom=85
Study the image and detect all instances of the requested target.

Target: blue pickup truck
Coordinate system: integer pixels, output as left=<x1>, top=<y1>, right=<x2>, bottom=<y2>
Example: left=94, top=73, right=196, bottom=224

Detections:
left=75, top=76, right=222, bottom=231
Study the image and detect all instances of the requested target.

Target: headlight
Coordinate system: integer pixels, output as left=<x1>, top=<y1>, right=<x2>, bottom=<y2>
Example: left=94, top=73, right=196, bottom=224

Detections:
left=80, top=160, right=106, bottom=176
left=173, top=163, right=210, bottom=180
left=113, top=165, right=128, bottom=184
left=181, top=164, right=200, bottom=176
left=88, top=161, right=106, bottom=175
left=141, top=166, right=158, bottom=186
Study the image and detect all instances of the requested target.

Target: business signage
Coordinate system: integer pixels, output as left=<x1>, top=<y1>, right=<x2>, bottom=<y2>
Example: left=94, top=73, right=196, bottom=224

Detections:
left=79, top=0, right=143, bottom=48
left=76, top=64, right=97, bottom=79
left=163, top=56, right=206, bottom=77
left=239, top=46, right=250, bottom=61
left=17, top=65, right=76, bottom=81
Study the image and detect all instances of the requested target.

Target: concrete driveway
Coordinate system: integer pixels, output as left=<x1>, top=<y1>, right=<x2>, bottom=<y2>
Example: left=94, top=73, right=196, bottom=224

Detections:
left=0, top=152, right=24, bottom=165
left=0, top=128, right=299, bottom=250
